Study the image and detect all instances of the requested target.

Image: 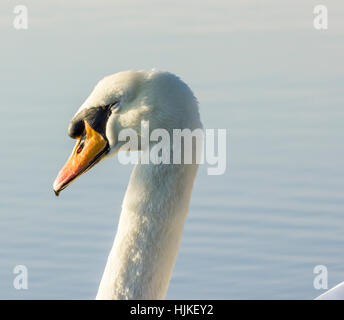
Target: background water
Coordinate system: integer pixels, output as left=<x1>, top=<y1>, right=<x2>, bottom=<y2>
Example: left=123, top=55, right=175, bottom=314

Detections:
left=0, top=0, right=343, bottom=299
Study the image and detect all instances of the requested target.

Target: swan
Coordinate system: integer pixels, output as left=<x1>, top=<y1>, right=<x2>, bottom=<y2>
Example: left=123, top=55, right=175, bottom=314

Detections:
left=315, top=282, right=344, bottom=300
left=53, top=69, right=202, bottom=299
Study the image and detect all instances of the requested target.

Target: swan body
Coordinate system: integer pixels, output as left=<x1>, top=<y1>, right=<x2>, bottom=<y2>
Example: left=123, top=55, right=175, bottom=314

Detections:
left=53, top=70, right=202, bottom=299
left=315, top=282, right=344, bottom=300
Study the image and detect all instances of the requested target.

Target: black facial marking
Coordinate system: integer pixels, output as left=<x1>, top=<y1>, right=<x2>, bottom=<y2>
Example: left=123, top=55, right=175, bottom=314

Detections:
left=68, top=105, right=112, bottom=139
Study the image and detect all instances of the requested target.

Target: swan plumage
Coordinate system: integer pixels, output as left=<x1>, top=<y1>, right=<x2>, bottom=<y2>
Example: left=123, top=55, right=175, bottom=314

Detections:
left=53, top=69, right=202, bottom=299
left=315, top=282, right=344, bottom=300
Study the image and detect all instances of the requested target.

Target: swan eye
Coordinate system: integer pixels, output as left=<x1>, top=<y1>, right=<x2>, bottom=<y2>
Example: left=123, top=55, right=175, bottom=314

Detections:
left=109, top=102, right=120, bottom=113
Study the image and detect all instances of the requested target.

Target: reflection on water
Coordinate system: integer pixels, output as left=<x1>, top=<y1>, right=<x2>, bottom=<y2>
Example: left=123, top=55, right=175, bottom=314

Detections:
left=0, top=1, right=343, bottom=299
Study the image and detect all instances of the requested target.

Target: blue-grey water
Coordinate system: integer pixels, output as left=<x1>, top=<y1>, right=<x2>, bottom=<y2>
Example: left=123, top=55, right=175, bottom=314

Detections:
left=0, top=1, right=343, bottom=299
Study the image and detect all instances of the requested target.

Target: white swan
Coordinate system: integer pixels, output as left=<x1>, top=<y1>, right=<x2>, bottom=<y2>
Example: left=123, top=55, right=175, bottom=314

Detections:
left=53, top=69, right=202, bottom=299
left=315, top=282, right=344, bottom=300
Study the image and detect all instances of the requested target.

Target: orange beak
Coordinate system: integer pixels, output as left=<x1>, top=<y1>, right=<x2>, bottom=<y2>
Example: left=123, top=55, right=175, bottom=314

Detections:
left=53, top=121, right=109, bottom=196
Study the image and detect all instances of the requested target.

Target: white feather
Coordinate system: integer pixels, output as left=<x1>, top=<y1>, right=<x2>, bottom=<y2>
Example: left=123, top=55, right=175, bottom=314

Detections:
left=315, top=282, right=344, bottom=300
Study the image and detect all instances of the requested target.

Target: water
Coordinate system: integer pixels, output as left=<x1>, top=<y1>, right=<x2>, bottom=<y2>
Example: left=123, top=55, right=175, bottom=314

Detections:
left=0, top=0, right=343, bottom=299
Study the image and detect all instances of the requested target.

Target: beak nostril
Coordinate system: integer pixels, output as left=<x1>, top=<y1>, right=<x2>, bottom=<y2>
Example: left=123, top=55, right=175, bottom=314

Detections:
left=76, top=134, right=86, bottom=154
left=77, top=143, right=84, bottom=154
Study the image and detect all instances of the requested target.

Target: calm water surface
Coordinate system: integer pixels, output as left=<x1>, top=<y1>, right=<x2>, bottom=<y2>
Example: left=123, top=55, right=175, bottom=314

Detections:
left=0, top=1, right=343, bottom=299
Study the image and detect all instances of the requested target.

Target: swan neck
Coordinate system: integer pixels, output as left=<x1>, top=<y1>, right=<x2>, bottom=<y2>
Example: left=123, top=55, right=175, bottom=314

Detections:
left=96, top=162, right=198, bottom=299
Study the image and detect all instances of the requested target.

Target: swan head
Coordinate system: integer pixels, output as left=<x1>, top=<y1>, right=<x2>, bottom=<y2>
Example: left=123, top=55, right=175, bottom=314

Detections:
left=53, top=69, right=200, bottom=196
